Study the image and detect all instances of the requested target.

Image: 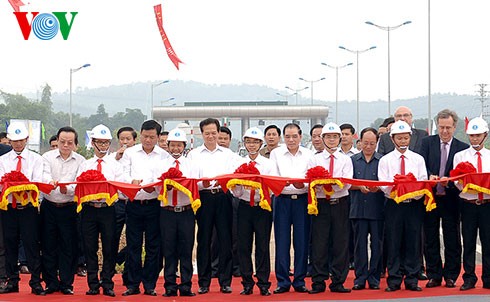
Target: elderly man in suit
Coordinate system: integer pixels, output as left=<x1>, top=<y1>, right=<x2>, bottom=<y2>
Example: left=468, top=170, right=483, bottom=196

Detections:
left=378, top=106, right=428, bottom=155
left=420, top=109, right=468, bottom=288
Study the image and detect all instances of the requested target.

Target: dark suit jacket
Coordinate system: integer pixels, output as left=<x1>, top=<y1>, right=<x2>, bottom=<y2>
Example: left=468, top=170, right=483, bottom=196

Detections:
left=0, top=144, right=12, bottom=156
left=377, top=128, right=428, bottom=155
left=420, top=134, right=469, bottom=194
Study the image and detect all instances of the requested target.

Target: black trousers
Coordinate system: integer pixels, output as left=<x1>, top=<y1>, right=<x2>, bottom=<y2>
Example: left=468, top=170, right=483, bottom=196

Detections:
left=114, top=200, right=127, bottom=264
left=196, top=190, right=232, bottom=288
left=80, top=205, right=116, bottom=290
left=423, top=194, right=462, bottom=281
left=125, top=199, right=161, bottom=291
left=210, top=193, right=240, bottom=276
left=352, top=219, right=384, bottom=287
left=40, top=200, right=78, bottom=290
left=0, top=211, right=6, bottom=281
left=160, top=207, right=195, bottom=292
left=310, top=197, right=349, bottom=290
left=237, top=202, right=272, bottom=290
left=461, top=201, right=490, bottom=286
left=1, top=205, right=42, bottom=288
left=385, top=199, right=424, bottom=288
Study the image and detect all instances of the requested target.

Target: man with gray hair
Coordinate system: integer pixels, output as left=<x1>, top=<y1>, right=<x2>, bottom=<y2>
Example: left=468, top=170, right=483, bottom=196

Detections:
left=420, top=109, right=468, bottom=288
left=377, top=106, right=428, bottom=155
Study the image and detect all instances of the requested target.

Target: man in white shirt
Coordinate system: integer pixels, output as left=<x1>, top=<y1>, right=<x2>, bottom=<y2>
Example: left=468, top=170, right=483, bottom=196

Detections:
left=120, top=120, right=169, bottom=296
left=0, top=122, right=45, bottom=295
left=378, top=121, right=428, bottom=292
left=310, top=124, right=324, bottom=153
left=111, top=126, right=137, bottom=286
left=155, top=128, right=196, bottom=297
left=41, top=126, right=85, bottom=295
left=270, top=123, right=313, bottom=294
left=187, top=118, right=237, bottom=294
left=453, top=117, right=490, bottom=291
left=339, top=123, right=360, bottom=156
left=231, top=127, right=277, bottom=296
left=307, top=123, right=353, bottom=294
left=77, top=124, right=124, bottom=297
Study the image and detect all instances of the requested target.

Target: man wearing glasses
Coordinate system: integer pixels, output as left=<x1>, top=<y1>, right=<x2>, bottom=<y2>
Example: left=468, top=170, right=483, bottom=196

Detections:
left=377, top=106, right=428, bottom=156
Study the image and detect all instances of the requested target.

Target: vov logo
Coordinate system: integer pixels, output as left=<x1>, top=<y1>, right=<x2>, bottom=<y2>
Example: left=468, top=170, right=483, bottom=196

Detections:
left=14, top=12, right=78, bottom=40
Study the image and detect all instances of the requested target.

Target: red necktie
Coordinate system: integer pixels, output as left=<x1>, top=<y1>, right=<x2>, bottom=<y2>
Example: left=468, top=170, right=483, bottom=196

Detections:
left=13, top=155, right=23, bottom=208
left=329, top=155, right=335, bottom=175
left=477, top=152, right=484, bottom=200
left=249, top=161, right=256, bottom=206
left=96, top=159, right=103, bottom=172
left=16, top=155, right=22, bottom=172
left=400, top=155, right=406, bottom=175
left=172, top=160, right=180, bottom=206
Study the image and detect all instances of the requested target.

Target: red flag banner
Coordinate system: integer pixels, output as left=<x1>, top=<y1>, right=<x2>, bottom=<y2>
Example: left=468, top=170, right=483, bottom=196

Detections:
left=8, top=0, right=25, bottom=12
left=154, top=4, right=183, bottom=70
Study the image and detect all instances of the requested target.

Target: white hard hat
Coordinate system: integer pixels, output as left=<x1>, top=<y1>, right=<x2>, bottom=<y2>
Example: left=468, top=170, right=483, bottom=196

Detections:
left=167, top=128, right=187, bottom=142
left=7, top=122, right=28, bottom=140
left=321, top=122, right=341, bottom=135
left=91, top=124, right=112, bottom=140
left=390, top=120, right=412, bottom=136
left=466, top=117, right=489, bottom=135
left=243, top=127, right=264, bottom=141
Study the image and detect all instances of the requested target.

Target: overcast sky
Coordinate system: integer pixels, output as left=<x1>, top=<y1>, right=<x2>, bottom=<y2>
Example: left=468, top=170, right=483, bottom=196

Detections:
left=2, top=0, right=490, bottom=112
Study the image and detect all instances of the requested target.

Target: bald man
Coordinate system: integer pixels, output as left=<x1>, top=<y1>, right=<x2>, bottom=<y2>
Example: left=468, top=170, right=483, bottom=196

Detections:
left=377, top=106, right=428, bottom=155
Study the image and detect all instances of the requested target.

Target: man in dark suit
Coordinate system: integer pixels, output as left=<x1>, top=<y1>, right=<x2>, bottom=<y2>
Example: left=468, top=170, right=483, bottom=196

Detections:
left=420, top=109, right=468, bottom=288
left=377, top=106, right=428, bottom=155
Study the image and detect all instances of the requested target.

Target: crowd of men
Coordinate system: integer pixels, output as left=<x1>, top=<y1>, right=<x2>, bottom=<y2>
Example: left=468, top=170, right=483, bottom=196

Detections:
left=0, top=105, right=488, bottom=297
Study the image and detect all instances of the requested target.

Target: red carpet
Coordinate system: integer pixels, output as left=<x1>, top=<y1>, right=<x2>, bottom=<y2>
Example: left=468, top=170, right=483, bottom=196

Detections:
left=2, top=266, right=489, bottom=301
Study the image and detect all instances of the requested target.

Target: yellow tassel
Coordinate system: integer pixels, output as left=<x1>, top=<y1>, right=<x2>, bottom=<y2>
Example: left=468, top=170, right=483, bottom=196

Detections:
left=307, top=203, right=318, bottom=215
left=191, top=199, right=201, bottom=214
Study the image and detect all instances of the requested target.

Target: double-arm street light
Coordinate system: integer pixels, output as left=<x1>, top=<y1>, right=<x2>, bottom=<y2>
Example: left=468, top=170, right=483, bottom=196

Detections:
left=321, top=62, right=353, bottom=123
left=339, top=45, right=376, bottom=132
left=161, top=97, right=175, bottom=106
left=276, top=92, right=297, bottom=102
left=69, top=63, right=91, bottom=127
left=365, top=20, right=411, bottom=115
left=150, top=80, right=170, bottom=119
left=298, top=77, right=326, bottom=105
left=285, top=86, right=309, bottom=105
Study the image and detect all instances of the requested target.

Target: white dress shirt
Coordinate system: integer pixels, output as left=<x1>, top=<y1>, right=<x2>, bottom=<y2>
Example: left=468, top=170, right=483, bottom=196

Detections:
left=0, top=148, right=44, bottom=204
left=231, top=154, right=277, bottom=202
left=270, top=145, right=313, bottom=195
left=186, top=144, right=238, bottom=190
left=120, top=144, right=169, bottom=200
left=340, top=146, right=360, bottom=157
left=154, top=156, right=196, bottom=206
left=453, top=147, right=490, bottom=200
left=42, top=149, right=86, bottom=203
left=76, top=155, right=124, bottom=203
left=378, top=148, right=428, bottom=198
left=307, top=149, right=353, bottom=199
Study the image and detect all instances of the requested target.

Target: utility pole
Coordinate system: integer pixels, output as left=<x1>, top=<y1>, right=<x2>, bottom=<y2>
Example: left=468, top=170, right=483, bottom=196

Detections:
left=475, top=83, right=489, bottom=120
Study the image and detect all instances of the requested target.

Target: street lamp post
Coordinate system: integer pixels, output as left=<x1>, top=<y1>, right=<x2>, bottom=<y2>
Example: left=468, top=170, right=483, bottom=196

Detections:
left=276, top=92, right=297, bottom=102
left=285, top=86, right=309, bottom=105
left=69, top=63, right=91, bottom=127
left=298, top=77, right=326, bottom=105
left=321, top=62, right=353, bottom=123
left=161, top=97, right=175, bottom=106
left=365, top=20, right=411, bottom=115
left=150, top=80, right=170, bottom=119
left=339, top=45, right=376, bottom=132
